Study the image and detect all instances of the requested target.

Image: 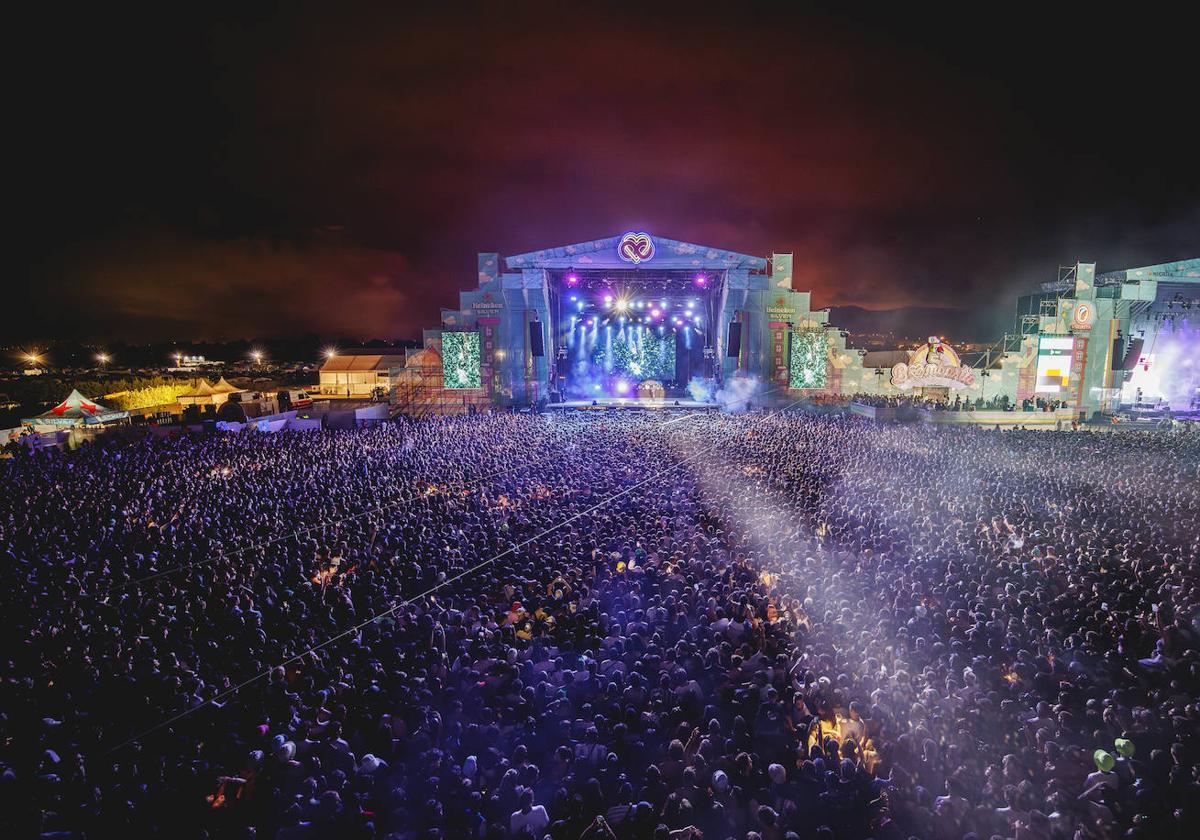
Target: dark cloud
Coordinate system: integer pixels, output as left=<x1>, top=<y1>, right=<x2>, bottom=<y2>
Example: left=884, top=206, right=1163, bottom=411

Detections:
left=9, top=4, right=1198, bottom=343
left=53, top=226, right=417, bottom=341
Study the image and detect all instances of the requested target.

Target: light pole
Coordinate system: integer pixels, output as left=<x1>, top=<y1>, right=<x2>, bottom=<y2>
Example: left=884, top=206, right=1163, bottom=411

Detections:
left=323, top=348, right=337, bottom=395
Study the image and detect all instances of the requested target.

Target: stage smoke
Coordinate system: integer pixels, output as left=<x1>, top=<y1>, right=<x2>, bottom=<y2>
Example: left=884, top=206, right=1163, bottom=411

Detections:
left=1125, top=320, right=1200, bottom=409
left=687, top=377, right=716, bottom=403
left=715, top=375, right=761, bottom=413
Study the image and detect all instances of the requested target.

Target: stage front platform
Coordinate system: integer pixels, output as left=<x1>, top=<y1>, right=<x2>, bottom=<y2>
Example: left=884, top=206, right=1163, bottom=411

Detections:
left=546, top=398, right=718, bottom=412
left=850, top=402, right=1080, bottom=428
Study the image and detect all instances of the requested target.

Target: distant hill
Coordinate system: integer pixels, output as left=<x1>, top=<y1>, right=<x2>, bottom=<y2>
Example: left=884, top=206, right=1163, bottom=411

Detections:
left=827, top=305, right=1004, bottom=344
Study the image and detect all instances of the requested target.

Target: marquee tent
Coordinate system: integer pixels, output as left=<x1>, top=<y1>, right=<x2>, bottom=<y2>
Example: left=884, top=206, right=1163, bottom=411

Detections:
left=23, top=389, right=129, bottom=427
left=211, top=377, right=246, bottom=396
left=177, top=379, right=223, bottom=406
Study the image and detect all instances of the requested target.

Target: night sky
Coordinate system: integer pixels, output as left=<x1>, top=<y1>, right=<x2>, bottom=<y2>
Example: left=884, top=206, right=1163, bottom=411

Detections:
left=11, top=4, right=1197, bottom=344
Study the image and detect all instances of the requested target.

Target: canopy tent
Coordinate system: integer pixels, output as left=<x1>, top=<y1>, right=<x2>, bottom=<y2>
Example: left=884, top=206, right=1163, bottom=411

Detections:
left=24, top=389, right=129, bottom=427
left=177, top=378, right=224, bottom=406
left=211, top=376, right=245, bottom=395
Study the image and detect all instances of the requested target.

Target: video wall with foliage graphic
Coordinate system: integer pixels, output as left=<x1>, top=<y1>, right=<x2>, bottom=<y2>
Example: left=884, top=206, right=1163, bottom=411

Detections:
left=441, top=331, right=482, bottom=389
left=789, top=330, right=828, bottom=389
left=591, top=330, right=676, bottom=380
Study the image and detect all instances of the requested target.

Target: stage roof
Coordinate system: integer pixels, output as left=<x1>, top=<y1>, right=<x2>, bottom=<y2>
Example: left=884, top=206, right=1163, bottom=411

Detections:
left=504, top=233, right=767, bottom=272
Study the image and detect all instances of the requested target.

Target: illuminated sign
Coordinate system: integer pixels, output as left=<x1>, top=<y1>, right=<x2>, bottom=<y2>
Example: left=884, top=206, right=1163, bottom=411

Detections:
left=617, top=231, right=655, bottom=264
left=1070, top=301, right=1095, bottom=331
left=891, top=337, right=976, bottom=390
left=1035, top=335, right=1073, bottom=393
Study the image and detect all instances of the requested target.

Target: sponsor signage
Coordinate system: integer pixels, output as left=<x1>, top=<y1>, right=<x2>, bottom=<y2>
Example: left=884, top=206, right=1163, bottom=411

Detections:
left=891, top=337, right=976, bottom=390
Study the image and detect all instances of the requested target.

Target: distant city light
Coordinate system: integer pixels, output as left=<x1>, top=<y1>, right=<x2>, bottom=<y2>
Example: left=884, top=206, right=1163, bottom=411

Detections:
left=251, top=349, right=264, bottom=364
left=323, top=347, right=338, bottom=359
left=95, top=352, right=110, bottom=364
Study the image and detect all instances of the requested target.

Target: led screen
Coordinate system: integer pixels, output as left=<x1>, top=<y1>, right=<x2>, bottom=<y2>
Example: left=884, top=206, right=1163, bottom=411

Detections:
left=1035, top=336, right=1073, bottom=393
left=789, top=330, right=828, bottom=389
left=442, top=331, right=482, bottom=389
left=591, top=330, right=676, bottom=380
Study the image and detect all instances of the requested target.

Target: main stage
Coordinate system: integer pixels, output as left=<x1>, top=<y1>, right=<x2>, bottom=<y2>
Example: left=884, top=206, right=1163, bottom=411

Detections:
left=546, top=398, right=718, bottom=412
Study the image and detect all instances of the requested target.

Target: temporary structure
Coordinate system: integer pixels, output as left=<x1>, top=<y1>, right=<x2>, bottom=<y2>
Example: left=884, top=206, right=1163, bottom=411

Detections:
left=24, top=389, right=129, bottom=427
left=211, top=377, right=246, bottom=396
left=176, top=379, right=225, bottom=406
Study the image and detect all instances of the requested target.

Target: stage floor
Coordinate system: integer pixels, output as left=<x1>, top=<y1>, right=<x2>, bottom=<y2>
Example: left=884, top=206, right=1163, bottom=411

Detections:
left=546, top=398, right=717, bottom=411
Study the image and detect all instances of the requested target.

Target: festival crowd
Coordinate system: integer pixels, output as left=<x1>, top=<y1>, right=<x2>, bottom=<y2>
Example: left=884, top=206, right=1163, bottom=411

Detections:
left=1, top=412, right=1198, bottom=840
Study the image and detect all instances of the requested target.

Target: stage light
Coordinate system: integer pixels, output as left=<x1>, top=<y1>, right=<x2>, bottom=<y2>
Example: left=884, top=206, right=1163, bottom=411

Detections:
left=651, top=308, right=661, bottom=318
left=569, top=294, right=577, bottom=302
left=615, top=298, right=630, bottom=313
left=694, top=273, right=708, bottom=287
left=603, top=294, right=613, bottom=306
left=95, top=352, right=110, bottom=365
left=615, top=379, right=630, bottom=395
left=565, top=271, right=579, bottom=286
left=576, top=300, right=585, bottom=311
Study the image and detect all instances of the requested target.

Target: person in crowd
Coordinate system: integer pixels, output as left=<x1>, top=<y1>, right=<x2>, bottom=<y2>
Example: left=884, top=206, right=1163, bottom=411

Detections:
left=1, top=411, right=1197, bottom=839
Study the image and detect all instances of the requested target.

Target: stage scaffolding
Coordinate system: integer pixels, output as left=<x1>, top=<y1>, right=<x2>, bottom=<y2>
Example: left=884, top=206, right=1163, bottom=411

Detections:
left=390, top=348, right=492, bottom=416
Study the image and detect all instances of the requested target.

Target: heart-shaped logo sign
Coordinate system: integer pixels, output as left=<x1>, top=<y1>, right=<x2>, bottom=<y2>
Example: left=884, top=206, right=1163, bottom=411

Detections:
left=618, top=232, right=655, bottom=264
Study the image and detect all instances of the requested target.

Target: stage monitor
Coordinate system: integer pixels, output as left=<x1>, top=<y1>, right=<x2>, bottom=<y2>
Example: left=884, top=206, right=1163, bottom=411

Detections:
left=441, top=330, right=482, bottom=389
left=789, top=330, right=828, bottom=389
left=1035, top=336, right=1074, bottom=393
